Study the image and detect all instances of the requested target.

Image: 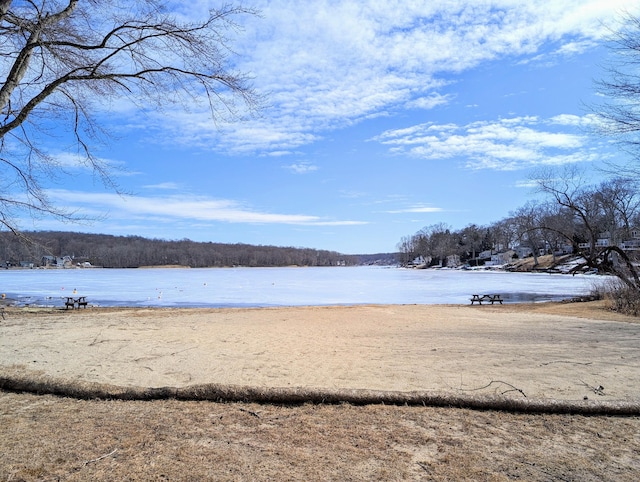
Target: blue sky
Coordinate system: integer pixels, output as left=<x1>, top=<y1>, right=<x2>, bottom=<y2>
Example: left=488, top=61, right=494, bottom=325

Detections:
left=31, top=0, right=640, bottom=254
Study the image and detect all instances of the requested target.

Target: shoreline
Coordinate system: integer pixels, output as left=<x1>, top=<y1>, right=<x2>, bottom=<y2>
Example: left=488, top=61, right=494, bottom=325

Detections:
left=0, top=297, right=627, bottom=318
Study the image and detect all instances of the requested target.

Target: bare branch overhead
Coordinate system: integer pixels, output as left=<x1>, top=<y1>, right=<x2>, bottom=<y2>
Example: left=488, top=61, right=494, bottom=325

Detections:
left=0, top=0, right=260, bottom=233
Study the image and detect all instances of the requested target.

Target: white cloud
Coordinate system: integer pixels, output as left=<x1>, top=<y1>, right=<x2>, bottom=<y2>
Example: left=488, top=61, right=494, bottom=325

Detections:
left=266, top=150, right=296, bottom=158
left=405, top=93, right=454, bottom=110
left=143, top=182, right=182, bottom=190
left=137, top=0, right=638, bottom=155
left=283, top=162, right=319, bottom=174
left=50, top=152, right=123, bottom=171
left=549, top=113, right=601, bottom=127
left=385, top=205, right=444, bottom=214
left=514, top=179, right=541, bottom=189
left=46, top=190, right=365, bottom=226
left=372, top=116, right=601, bottom=170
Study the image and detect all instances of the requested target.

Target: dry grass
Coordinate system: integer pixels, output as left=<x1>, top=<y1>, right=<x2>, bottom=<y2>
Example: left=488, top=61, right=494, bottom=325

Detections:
left=484, top=298, right=638, bottom=322
left=506, top=254, right=569, bottom=272
left=2, top=391, right=639, bottom=481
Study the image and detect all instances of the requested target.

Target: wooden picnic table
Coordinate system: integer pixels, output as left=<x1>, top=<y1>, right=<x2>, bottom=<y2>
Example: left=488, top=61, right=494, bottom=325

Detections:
left=64, top=296, right=88, bottom=309
left=470, top=294, right=503, bottom=305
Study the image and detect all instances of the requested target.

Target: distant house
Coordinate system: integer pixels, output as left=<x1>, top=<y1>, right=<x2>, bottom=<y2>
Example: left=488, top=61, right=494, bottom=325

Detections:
left=41, top=256, right=55, bottom=267
left=553, top=244, right=573, bottom=256
left=19, top=261, right=34, bottom=269
left=42, top=255, right=73, bottom=268
left=514, top=245, right=533, bottom=259
left=578, top=232, right=612, bottom=250
left=477, top=250, right=492, bottom=261
left=578, top=228, right=640, bottom=253
left=446, top=254, right=461, bottom=268
left=621, top=227, right=640, bottom=252
left=487, top=250, right=515, bottom=266
left=621, top=239, right=640, bottom=251
left=408, top=256, right=429, bottom=267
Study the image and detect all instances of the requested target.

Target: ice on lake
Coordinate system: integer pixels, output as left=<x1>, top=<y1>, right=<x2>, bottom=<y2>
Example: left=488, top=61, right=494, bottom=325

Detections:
left=0, top=266, right=608, bottom=308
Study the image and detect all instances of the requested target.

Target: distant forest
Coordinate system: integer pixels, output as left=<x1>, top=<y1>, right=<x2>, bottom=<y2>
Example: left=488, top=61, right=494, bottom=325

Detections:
left=0, top=231, right=377, bottom=268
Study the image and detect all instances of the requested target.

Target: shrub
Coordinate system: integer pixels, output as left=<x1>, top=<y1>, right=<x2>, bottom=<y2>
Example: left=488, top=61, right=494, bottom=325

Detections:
left=597, top=278, right=640, bottom=316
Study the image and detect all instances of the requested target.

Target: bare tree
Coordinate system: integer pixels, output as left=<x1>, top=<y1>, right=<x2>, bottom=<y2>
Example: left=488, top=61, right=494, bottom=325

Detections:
left=595, top=177, right=640, bottom=242
left=459, top=224, right=484, bottom=266
left=424, top=222, right=455, bottom=267
left=0, top=0, right=259, bottom=233
left=593, top=11, right=640, bottom=174
left=511, top=202, right=549, bottom=267
left=396, top=235, right=416, bottom=266
left=489, top=218, right=519, bottom=255
left=536, top=170, right=640, bottom=294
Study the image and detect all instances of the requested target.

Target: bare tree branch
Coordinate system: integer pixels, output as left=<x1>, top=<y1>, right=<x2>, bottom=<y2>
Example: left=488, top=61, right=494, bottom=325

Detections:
left=534, top=169, right=640, bottom=295
left=592, top=11, right=640, bottom=174
left=0, top=0, right=260, bottom=234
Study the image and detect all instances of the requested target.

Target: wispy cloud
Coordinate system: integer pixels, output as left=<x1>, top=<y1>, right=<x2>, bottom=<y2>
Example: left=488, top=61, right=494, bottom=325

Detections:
left=283, top=162, right=318, bottom=174
left=50, top=152, right=123, bottom=171
left=142, top=182, right=182, bottom=190
left=46, top=190, right=366, bottom=226
left=140, top=0, right=634, bottom=155
left=405, top=93, right=454, bottom=110
left=371, top=116, right=602, bottom=170
left=384, top=205, right=444, bottom=214
left=549, top=113, right=601, bottom=127
left=514, top=179, right=539, bottom=189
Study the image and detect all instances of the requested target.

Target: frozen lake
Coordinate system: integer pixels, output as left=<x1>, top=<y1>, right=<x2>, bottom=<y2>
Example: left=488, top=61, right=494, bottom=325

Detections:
left=0, top=266, right=607, bottom=308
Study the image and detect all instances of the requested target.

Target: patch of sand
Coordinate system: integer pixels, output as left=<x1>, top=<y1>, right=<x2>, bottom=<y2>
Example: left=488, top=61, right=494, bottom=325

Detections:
left=1, top=301, right=639, bottom=402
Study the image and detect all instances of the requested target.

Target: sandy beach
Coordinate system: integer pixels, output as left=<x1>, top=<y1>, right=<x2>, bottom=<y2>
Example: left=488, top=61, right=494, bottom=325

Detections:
left=2, top=301, right=639, bottom=402
left=2, top=301, right=640, bottom=480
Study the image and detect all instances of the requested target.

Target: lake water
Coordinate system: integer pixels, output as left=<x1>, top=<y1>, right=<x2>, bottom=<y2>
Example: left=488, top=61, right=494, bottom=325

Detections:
left=0, top=266, right=607, bottom=308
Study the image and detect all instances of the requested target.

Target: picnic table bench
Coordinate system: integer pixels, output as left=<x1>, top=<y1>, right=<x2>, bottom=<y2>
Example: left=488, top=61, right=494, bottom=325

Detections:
left=65, top=296, right=88, bottom=309
left=470, top=294, right=503, bottom=305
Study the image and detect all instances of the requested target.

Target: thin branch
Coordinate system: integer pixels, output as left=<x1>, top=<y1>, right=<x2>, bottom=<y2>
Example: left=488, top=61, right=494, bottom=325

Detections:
left=459, top=380, right=527, bottom=398
left=579, top=380, right=606, bottom=396
left=540, top=360, right=593, bottom=366
left=82, top=448, right=118, bottom=467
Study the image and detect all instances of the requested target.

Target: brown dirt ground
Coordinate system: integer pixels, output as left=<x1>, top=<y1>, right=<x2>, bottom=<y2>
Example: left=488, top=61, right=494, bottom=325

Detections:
left=1, top=301, right=640, bottom=480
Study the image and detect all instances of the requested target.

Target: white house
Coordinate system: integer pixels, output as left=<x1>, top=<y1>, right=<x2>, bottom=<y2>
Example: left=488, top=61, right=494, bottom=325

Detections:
left=579, top=228, right=640, bottom=253
left=487, top=250, right=515, bottom=266
left=620, top=227, right=640, bottom=251
left=514, top=245, right=533, bottom=259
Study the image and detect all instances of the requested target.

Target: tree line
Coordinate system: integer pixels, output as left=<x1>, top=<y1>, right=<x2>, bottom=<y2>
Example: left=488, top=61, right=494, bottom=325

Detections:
left=0, top=231, right=358, bottom=268
left=399, top=172, right=640, bottom=270
left=398, top=171, right=640, bottom=313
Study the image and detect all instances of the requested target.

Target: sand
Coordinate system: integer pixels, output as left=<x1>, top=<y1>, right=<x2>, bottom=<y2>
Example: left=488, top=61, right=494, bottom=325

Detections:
left=2, top=301, right=640, bottom=480
left=1, top=301, right=639, bottom=402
